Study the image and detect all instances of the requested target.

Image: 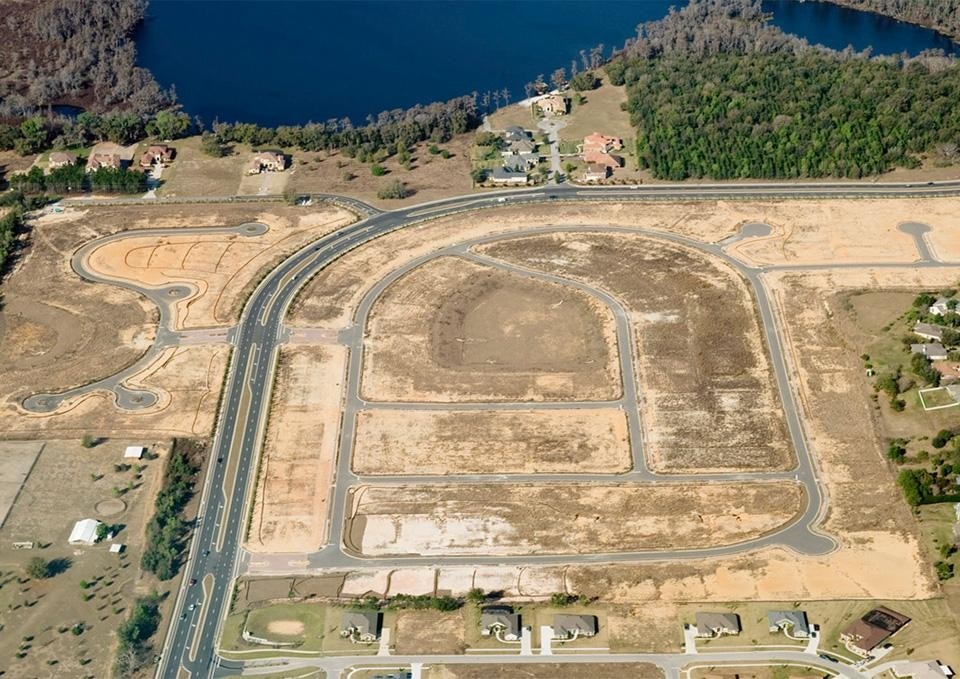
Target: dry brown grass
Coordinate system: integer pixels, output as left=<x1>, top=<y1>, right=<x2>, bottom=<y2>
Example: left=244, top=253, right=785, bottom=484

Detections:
left=426, top=664, right=663, bottom=679
left=288, top=135, right=475, bottom=208
left=480, top=232, right=792, bottom=472
left=344, top=481, right=804, bottom=557
left=394, top=609, right=467, bottom=655
left=156, top=136, right=251, bottom=197
left=361, top=256, right=620, bottom=402
left=352, top=408, right=631, bottom=475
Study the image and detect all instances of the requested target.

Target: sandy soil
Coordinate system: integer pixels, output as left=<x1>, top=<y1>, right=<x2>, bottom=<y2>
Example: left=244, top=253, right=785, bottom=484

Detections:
left=361, top=256, right=621, bottom=402
left=84, top=206, right=353, bottom=329
left=480, top=232, right=792, bottom=473
left=0, top=345, right=230, bottom=438
left=247, top=346, right=345, bottom=553
left=266, top=620, right=305, bottom=636
left=725, top=197, right=960, bottom=266
left=0, top=439, right=165, bottom=678
left=344, top=481, right=803, bottom=557
left=0, top=441, right=43, bottom=527
left=352, top=408, right=631, bottom=475
left=288, top=201, right=746, bottom=329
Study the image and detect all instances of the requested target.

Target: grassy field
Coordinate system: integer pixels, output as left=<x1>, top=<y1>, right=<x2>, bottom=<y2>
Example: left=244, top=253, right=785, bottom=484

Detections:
left=156, top=136, right=252, bottom=197
left=918, top=387, right=958, bottom=410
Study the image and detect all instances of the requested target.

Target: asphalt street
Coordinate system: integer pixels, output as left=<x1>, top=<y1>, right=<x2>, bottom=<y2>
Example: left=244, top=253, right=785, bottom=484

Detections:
left=36, top=179, right=960, bottom=679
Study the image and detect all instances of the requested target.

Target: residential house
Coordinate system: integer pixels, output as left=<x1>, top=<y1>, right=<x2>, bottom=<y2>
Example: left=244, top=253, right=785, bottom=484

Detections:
left=914, top=322, right=946, bottom=342
left=911, top=343, right=948, bottom=361
left=339, top=611, right=381, bottom=642
left=552, top=614, right=598, bottom=640
left=891, top=661, right=954, bottom=679
left=503, top=139, right=537, bottom=155
left=840, top=606, right=910, bottom=656
left=87, top=153, right=122, bottom=171
left=503, top=126, right=532, bottom=143
left=480, top=605, right=520, bottom=641
left=767, top=610, right=810, bottom=638
left=695, top=612, right=741, bottom=638
left=583, top=149, right=623, bottom=169
left=582, top=163, right=609, bottom=181
left=488, top=167, right=528, bottom=185
left=48, top=151, right=77, bottom=170
left=68, top=518, right=103, bottom=546
left=582, top=132, right=623, bottom=154
left=248, top=150, right=286, bottom=174
left=139, top=144, right=175, bottom=169
left=502, top=152, right=539, bottom=172
left=929, top=297, right=954, bottom=316
left=537, top=94, right=568, bottom=116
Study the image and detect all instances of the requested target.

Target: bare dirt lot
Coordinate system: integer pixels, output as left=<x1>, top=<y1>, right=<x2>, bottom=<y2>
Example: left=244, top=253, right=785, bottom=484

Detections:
left=362, top=256, right=621, bottom=402
left=84, top=205, right=353, bottom=329
left=0, top=441, right=43, bottom=526
left=480, top=232, right=791, bottom=472
left=344, top=481, right=803, bottom=557
left=425, top=663, right=663, bottom=679
left=394, top=609, right=466, bottom=655
left=0, top=202, right=351, bottom=438
left=352, top=408, right=631, bottom=475
left=0, top=439, right=166, bottom=678
left=248, top=346, right=346, bottom=553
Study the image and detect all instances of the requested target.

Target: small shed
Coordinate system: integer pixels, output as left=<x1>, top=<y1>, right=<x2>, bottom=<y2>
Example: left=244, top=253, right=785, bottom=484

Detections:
left=68, top=519, right=103, bottom=545
left=124, top=446, right=146, bottom=459
left=109, top=543, right=124, bottom=554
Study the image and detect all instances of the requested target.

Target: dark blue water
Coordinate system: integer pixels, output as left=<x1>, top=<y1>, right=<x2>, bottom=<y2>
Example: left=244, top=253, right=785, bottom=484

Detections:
left=136, top=0, right=959, bottom=128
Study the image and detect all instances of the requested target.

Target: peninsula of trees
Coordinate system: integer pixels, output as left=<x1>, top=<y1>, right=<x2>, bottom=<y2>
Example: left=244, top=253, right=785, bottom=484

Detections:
left=609, top=0, right=960, bottom=180
left=820, top=0, right=960, bottom=42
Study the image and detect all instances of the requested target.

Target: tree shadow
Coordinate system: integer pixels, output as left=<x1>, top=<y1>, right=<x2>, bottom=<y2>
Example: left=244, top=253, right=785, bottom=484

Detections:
left=47, top=557, right=72, bottom=577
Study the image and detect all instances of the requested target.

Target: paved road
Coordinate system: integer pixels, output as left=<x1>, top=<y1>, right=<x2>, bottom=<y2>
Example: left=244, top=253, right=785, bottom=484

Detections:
left=218, top=648, right=871, bottom=679
left=37, top=179, right=957, bottom=679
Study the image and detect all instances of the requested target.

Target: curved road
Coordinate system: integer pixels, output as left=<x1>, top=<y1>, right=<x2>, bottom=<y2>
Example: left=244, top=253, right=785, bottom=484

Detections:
left=31, top=179, right=960, bottom=678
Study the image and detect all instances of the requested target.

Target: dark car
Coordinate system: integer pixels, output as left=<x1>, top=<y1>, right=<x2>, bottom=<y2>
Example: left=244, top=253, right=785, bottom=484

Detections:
left=189, top=578, right=197, bottom=586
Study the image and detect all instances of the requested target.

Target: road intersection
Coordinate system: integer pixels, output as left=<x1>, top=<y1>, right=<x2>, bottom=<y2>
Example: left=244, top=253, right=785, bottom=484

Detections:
left=25, top=179, right=960, bottom=678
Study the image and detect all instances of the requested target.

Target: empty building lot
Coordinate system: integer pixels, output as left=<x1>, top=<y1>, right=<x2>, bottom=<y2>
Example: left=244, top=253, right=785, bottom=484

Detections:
left=361, top=256, right=621, bottom=402
left=479, top=232, right=792, bottom=473
left=343, top=481, right=804, bottom=557
left=352, top=408, right=631, bottom=475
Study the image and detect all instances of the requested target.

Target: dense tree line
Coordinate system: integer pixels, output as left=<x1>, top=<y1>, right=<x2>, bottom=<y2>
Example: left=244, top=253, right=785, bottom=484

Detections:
left=0, top=0, right=171, bottom=117
left=141, top=445, right=198, bottom=580
left=611, top=48, right=960, bottom=180
left=821, top=0, right=960, bottom=41
left=115, top=593, right=162, bottom=675
left=209, top=94, right=478, bottom=159
left=10, top=164, right=145, bottom=195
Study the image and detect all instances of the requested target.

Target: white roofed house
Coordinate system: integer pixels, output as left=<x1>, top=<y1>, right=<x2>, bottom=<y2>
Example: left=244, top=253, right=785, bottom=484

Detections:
left=929, top=297, right=954, bottom=316
left=488, top=167, right=528, bottom=185
left=124, top=445, right=146, bottom=459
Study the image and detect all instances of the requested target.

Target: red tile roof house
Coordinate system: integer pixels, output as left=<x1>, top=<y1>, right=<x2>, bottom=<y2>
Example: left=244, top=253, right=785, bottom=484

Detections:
left=581, top=132, right=624, bottom=169
left=139, top=144, right=175, bottom=169
left=248, top=151, right=286, bottom=174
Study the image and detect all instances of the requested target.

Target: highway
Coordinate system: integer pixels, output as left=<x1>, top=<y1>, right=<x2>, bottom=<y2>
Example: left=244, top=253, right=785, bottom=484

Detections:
left=33, top=179, right=960, bottom=678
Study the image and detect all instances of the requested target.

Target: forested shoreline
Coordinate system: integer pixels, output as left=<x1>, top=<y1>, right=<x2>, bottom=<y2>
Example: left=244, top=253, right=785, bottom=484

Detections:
left=819, top=0, right=960, bottom=42
left=608, top=0, right=960, bottom=180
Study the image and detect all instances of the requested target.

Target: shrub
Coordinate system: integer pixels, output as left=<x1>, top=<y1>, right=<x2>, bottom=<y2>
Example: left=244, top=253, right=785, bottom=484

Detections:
left=932, top=429, right=953, bottom=449
left=370, top=164, right=387, bottom=176
left=376, top=179, right=407, bottom=200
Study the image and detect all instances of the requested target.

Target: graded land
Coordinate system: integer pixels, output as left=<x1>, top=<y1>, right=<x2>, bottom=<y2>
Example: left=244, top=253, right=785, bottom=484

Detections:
left=343, top=481, right=804, bottom=557
left=425, top=664, right=662, bottom=679
left=479, top=232, right=792, bottom=472
left=352, top=408, right=631, bottom=475
left=0, top=202, right=353, bottom=439
left=247, top=346, right=345, bottom=553
left=0, top=439, right=167, bottom=678
left=361, top=256, right=621, bottom=402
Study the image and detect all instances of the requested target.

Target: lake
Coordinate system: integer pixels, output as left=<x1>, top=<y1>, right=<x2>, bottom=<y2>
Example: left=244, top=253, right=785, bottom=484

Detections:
left=136, top=0, right=959, bottom=128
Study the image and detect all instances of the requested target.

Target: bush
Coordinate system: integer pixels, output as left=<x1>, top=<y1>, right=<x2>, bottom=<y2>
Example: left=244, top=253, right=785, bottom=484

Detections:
left=570, top=71, right=601, bottom=91
left=200, top=132, right=226, bottom=157
left=897, top=468, right=932, bottom=506
left=887, top=441, right=907, bottom=463
left=376, top=179, right=407, bottom=200
left=25, top=557, right=51, bottom=580
left=932, top=429, right=953, bottom=449
left=935, top=560, right=955, bottom=580
left=370, top=164, right=387, bottom=176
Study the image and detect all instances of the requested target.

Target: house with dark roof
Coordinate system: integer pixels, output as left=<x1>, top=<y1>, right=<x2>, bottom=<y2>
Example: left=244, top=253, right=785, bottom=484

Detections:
left=840, top=606, right=910, bottom=656
left=552, top=614, right=598, bottom=640
left=503, top=126, right=532, bottom=143
left=489, top=167, right=528, bottom=185
left=914, top=322, right=946, bottom=342
left=340, top=611, right=381, bottom=642
left=767, top=610, right=810, bottom=638
left=480, top=605, right=520, bottom=641
left=695, top=612, right=741, bottom=638
left=911, top=343, right=948, bottom=361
